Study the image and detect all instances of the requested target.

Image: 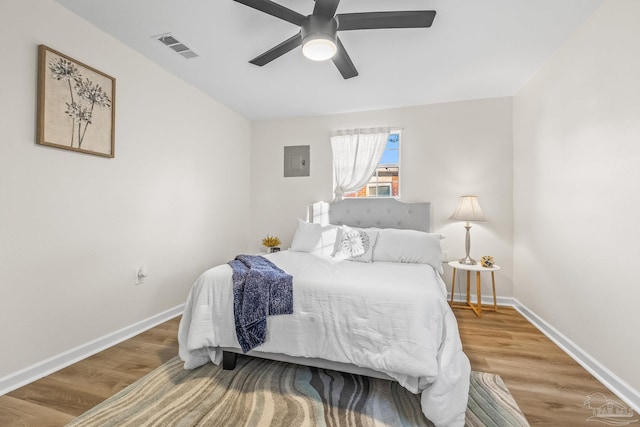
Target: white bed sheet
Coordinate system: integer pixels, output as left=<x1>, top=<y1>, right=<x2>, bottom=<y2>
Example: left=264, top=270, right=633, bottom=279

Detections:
left=178, top=250, right=470, bottom=427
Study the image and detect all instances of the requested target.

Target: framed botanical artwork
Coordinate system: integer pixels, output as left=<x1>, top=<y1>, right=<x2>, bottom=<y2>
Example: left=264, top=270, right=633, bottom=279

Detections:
left=37, top=45, right=116, bottom=158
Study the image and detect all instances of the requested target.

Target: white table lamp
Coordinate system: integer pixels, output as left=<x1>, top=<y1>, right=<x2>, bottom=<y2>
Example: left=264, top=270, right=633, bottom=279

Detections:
left=449, top=195, right=486, bottom=265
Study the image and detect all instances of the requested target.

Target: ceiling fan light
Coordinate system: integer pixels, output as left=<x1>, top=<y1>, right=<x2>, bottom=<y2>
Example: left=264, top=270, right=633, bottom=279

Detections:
left=302, top=36, right=337, bottom=61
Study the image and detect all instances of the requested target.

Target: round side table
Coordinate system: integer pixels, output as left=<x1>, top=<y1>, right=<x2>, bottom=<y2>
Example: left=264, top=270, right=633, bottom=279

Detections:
left=448, top=260, right=500, bottom=317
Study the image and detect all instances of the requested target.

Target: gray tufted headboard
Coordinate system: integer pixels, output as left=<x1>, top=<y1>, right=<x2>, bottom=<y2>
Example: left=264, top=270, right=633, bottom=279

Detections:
left=309, top=199, right=431, bottom=232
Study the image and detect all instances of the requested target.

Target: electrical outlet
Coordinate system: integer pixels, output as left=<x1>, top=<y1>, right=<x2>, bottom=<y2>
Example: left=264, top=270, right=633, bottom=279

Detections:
left=135, top=266, right=148, bottom=285
left=442, top=251, right=449, bottom=262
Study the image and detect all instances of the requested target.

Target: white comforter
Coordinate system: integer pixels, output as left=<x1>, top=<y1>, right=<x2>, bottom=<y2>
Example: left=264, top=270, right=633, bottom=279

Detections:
left=178, top=250, right=470, bottom=427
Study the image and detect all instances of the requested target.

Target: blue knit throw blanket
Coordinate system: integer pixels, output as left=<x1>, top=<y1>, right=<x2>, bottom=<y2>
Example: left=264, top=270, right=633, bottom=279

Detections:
left=228, top=255, right=293, bottom=353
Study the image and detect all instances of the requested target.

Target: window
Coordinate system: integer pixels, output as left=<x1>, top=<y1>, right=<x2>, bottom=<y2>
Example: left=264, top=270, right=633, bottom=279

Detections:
left=344, top=131, right=400, bottom=198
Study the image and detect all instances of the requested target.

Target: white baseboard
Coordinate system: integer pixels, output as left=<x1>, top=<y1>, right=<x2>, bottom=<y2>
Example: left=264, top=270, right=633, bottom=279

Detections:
left=448, top=293, right=640, bottom=413
left=448, top=293, right=513, bottom=308
left=0, top=304, right=185, bottom=396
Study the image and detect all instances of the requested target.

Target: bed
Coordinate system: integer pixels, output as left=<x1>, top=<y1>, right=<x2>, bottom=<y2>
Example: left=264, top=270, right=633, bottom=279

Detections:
left=178, top=199, right=470, bottom=427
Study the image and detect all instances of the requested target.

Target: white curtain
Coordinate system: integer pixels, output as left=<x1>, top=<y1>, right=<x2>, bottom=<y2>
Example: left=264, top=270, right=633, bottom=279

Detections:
left=330, top=127, right=391, bottom=200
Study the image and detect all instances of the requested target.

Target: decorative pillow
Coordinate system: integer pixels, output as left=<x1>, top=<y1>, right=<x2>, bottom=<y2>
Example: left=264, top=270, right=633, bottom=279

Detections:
left=333, top=226, right=379, bottom=262
left=290, top=219, right=321, bottom=253
left=372, top=228, right=444, bottom=273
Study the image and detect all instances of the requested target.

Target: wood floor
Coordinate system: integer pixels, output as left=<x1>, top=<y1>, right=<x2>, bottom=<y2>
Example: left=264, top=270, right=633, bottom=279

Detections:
left=454, top=307, right=614, bottom=426
left=0, top=308, right=617, bottom=426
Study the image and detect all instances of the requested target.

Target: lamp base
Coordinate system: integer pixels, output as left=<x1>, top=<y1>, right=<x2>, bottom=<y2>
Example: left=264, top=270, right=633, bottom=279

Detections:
left=459, top=256, right=478, bottom=265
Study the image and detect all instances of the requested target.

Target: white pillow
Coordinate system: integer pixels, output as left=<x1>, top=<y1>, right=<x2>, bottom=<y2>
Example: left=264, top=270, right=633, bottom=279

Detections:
left=372, top=228, right=444, bottom=273
left=333, top=226, right=379, bottom=262
left=313, top=224, right=340, bottom=256
left=290, top=219, right=340, bottom=256
left=290, top=219, right=321, bottom=253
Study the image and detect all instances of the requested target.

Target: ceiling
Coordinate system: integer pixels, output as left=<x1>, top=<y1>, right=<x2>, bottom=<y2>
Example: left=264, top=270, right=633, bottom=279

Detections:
left=53, top=0, right=602, bottom=121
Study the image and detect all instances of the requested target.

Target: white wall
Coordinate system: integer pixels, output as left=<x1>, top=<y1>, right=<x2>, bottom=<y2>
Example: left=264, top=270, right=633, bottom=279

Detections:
left=0, top=0, right=251, bottom=378
left=250, top=98, right=514, bottom=296
left=11, top=0, right=638, bottom=404
left=514, top=0, right=640, bottom=393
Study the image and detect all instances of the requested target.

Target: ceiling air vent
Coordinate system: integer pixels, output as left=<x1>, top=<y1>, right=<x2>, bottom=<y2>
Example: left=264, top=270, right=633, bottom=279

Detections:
left=155, top=33, right=199, bottom=59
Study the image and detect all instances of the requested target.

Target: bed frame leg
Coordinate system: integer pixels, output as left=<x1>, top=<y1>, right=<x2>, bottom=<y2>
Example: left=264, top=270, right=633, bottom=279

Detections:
left=222, top=351, right=237, bottom=370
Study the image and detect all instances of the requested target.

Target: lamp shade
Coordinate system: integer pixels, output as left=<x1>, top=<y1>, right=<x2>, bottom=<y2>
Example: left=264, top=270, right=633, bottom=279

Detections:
left=449, top=195, right=486, bottom=222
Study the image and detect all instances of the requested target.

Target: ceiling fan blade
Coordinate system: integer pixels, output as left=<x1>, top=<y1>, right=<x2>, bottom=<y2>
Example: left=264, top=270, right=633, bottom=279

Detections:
left=249, top=32, right=302, bottom=66
left=234, top=0, right=305, bottom=26
left=332, top=37, right=358, bottom=79
left=336, top=10, right=436, bottom=31
left=313, top=0, right=341, bottom=18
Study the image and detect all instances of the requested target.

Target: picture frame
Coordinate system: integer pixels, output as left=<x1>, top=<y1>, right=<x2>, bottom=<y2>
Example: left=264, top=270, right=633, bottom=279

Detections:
left=37, top=45, right=116, bottom=158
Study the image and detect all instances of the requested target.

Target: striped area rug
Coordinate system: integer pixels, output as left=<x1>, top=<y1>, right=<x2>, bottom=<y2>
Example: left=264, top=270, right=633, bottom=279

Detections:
left=67, top=356, right=529, bottom=427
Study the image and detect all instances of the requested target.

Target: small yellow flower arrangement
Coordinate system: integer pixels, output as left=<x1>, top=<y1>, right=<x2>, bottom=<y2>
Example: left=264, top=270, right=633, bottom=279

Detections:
left=262, top=235, right=281, bottom=248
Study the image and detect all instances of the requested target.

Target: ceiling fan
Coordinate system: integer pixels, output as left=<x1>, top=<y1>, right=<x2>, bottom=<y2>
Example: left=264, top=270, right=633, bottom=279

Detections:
left=234, top=0, right=436, bottom=79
